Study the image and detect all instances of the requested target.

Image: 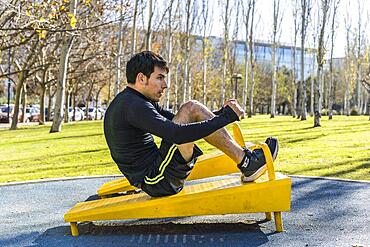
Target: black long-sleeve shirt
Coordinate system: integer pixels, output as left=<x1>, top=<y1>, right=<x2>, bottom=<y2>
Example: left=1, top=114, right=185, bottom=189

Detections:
left=104, top=87, right=239, bottom=185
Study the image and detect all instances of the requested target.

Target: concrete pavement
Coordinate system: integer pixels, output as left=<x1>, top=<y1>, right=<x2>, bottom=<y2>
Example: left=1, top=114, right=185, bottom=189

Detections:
left=0, top=175, right=369, bottom=247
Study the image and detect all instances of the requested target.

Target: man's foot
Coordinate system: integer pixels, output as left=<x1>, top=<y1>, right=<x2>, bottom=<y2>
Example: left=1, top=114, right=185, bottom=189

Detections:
left=238, top=137, right=279, bottom=182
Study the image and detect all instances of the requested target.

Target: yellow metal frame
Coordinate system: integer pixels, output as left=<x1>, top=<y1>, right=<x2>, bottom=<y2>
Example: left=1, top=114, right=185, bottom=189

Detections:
left=65, top=123, right=291, bottom=236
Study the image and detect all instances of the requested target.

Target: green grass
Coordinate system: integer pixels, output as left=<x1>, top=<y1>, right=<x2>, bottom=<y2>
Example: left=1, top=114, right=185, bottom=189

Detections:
left=0, top=115, right=369, bottom=183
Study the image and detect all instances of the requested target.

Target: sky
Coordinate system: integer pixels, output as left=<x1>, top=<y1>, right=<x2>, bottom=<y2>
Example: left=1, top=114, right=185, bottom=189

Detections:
left=208, top=0, right=370, bottom=58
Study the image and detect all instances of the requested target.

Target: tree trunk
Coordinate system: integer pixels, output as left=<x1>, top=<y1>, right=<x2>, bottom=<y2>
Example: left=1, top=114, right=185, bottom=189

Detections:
left=50, top=0, right=77, bottom=133
left=39, top=66, right=47, bottom=124
left=291, top=0, right=299, bottom=118
left=131, top=0, right=138, bottom=56
left=64, top=89, right=69, bottom=123
left=183, top=0, right=192, bottom=104
left=270, top=0, right=280, bottom=118
left=165, top=0, right=174, bottom=109
left=201, top=0, right=210, bottom=106
left=10, top=70, right=29, bottom=129
left=221, top=0, right=230, bottom=105
left=47, top=81, right=52, bottom=121
left=202, top=36, right=207, bottom=105
left=242, top=0, right=251, bottom=111
left=344, top=13, right=351, bottom=116
left=95, top=88, right=103, bottom=120
left=310, top=53, right=315, bottom=117
left=114, top=0, right=124, bottom=96
left=175, top=64, right=178, bottom=111
left=145, top=0, right=153, bottom=51
left=40, top=83, right=46, bottom=125
left=355, top=2, right=362, bottom=110
left=21, top=84, right=27, bottom=123
left=247, top=0, right=255, bottom=118
left=314, top=0, right=330, bottom=127
left=72, top=91, right=77, bottom=120
left=300, top=0, right=307, bottom=121
left=10, top=41, right=38, bottom=130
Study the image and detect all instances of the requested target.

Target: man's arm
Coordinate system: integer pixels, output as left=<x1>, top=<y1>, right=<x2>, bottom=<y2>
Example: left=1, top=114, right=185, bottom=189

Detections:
left=127, top=102, right=239, bottom=145
left=213, top=107, right=224, bottom=115
left=153, top=102, right=175, bottom=120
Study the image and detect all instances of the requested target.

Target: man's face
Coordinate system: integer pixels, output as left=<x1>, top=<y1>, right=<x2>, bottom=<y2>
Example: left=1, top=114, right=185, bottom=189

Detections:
left=142, top=66, right=168, bottom=102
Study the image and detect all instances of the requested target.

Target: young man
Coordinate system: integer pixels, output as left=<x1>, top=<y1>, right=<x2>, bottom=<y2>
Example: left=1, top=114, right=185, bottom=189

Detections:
left=104, top=51, right=278, bottom=197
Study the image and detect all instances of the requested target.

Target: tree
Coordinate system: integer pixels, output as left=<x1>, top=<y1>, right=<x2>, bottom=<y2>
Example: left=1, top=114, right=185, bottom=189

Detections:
left=242, top=0, right=253, bottom=112
left=247, top=0, right=256, bottom=118
left=299, top=0, right=311, bottom=121
left=314, top=0, right=331, bottom=127
left=291, top=0, right=300, bottom=118
left=145, top=0, right=153, bottom=51
left=220, top=0, right=231, bottom=104
left=355, top=0, right=363, bottom=110
left=328, top=0, right=340, bottom=120
left=10, top=37, right=39, bottom=130
left=50, top=0, right=77, bottom=133
left=183, top=0, right=192, bottom=103
left=113, top=0, right=124, bottom=97
left=343, top=3, right=352, bottom=116
left=200, top=0, right=212, bottom=106
left=131, top=0, right=138, bottom=56
left=270, top=0, right=283, bottom=118
left=165, top=0, right=175, bottom=109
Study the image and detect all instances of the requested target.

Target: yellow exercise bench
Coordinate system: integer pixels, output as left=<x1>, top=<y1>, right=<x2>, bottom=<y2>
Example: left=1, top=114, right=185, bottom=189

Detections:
left=64, top=123, right=292, bottom=236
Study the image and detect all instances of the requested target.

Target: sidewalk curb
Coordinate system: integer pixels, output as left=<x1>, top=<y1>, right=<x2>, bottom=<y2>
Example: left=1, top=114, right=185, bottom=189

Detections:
left=288, top=174, right=370, bottom=184
left=0, top=174, right=123, bottom=187
left=1, top=174, right=369, bottom=187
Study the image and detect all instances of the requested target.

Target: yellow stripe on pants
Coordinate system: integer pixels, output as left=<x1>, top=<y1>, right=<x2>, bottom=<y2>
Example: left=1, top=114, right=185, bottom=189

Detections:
left=144, top=145, right=177, bottom=184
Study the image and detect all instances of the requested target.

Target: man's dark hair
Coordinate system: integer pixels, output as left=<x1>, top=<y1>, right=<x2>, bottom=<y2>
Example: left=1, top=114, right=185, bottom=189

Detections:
left=126, top=51, right=169, bottom=84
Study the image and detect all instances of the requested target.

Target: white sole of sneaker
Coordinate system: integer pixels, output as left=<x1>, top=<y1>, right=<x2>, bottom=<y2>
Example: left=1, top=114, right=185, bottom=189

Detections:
left=241, top=164, right=267, bottom=182
left=269, top=138, right=279, bottom=160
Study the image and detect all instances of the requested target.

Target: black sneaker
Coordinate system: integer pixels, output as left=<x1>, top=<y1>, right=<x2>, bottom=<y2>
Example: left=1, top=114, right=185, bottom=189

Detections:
left=238, top=137, right=279, bottom=182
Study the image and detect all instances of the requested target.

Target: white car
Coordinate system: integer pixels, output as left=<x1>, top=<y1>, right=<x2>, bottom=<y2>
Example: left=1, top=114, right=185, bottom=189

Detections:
left=68, top=107, right=84, bottom=121
left=86, top=107, right=103, bottom=120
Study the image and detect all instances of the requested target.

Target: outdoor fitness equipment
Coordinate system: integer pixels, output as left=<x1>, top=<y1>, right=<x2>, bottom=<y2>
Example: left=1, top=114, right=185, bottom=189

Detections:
left=64, top=123, right=292, bottom=236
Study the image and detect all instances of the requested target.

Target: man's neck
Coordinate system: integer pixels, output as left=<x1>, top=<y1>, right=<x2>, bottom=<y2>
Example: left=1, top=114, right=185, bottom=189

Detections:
left=126, top=84, right=148, bottom=100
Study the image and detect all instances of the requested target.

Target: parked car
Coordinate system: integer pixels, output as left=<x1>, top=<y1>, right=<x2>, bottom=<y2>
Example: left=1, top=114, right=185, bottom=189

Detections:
left=0, top=104, right=27, bottom=123
left=25, top=106, right=39, bottom=122
left=86, top=107, right=104, bottom=120
left=68, top=107, right=84, bottom=121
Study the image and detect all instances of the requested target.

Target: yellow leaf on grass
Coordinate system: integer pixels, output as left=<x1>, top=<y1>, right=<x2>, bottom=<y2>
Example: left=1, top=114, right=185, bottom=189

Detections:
left=68, top=13, right=77, bottom=28
left=25, top=10, right=31, bottom=16
left=39, top=30, right=47, bottom=39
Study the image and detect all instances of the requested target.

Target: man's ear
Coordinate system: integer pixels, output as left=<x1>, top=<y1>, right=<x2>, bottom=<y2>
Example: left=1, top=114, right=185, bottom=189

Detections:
left=136, top=72, right=146, bottom=85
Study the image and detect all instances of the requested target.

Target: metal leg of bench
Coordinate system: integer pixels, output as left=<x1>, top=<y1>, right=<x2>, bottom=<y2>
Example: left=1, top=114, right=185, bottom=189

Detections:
left=265, top=212, right=272, bottom=221
left=70, top=222, right=79, bottom=237
left=274, top=212, right=283, bottom=232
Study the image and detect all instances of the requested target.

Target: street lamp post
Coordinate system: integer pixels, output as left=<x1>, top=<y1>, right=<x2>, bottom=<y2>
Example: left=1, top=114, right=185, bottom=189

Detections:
left=232, top=73, right=242, bottom=99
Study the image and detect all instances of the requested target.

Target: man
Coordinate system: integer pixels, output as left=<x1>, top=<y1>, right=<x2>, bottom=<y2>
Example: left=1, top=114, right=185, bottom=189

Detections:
left=104, top=51, right=278, bottom=197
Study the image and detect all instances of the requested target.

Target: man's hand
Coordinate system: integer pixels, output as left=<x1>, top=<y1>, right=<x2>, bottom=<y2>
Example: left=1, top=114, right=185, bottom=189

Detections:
left=224, top=99, right=245, bottom=120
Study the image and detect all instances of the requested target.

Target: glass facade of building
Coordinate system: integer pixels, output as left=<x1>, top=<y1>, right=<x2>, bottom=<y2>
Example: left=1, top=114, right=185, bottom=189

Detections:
left=197, top=36, right=317, bottom=80
left=234, top=40, right=316, bottom=80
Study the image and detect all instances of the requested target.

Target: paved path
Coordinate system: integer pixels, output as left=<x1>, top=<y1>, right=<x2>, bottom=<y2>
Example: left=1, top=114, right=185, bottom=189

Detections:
left=0, top=175, right=369, bottom=247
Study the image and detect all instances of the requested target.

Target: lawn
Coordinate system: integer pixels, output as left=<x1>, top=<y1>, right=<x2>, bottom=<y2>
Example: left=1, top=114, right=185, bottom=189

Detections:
left=0, top=115, right=369, bottom=183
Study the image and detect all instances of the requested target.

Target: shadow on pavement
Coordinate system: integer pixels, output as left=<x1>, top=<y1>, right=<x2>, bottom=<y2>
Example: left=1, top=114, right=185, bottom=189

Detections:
left=26, top=222, right=271, bottom=247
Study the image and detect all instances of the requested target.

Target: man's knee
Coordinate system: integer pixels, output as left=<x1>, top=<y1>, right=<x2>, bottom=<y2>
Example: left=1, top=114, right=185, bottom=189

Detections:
left=181, top=100, right=204, bottom=114
left=175, top=100, right=211, bottom=123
